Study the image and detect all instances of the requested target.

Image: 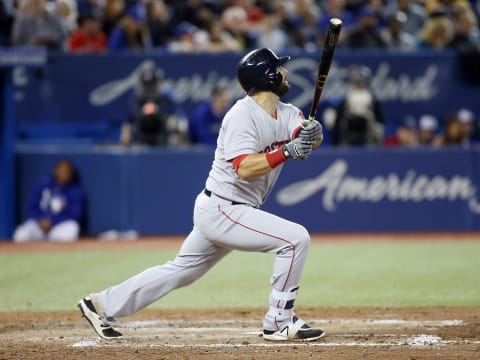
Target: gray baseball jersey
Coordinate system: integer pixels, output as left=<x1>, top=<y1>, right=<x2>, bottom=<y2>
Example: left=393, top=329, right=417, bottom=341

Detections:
left=94, top=95, right=312, bottom=331
left=206, top=96, right=304, bottom=206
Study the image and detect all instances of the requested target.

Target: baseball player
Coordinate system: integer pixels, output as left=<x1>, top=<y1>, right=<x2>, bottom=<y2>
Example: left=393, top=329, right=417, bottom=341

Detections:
left=78, top=48, right=325, bottom=341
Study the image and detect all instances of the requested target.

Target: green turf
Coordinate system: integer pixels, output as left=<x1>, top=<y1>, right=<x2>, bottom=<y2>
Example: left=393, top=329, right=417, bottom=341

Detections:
left=0, top=241, right=479, bottom=311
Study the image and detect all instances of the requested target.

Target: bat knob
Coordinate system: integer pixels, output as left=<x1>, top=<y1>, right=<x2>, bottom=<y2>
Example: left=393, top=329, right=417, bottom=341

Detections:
left=329, top=18, right=343, bottom=31
left=330, top=18, right=343, bottom=26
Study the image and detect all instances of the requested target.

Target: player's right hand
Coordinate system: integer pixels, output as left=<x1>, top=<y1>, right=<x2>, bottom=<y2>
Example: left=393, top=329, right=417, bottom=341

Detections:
left=282, top=137, right=313, bottom=160
left=300, top=120, right=323, bottom=144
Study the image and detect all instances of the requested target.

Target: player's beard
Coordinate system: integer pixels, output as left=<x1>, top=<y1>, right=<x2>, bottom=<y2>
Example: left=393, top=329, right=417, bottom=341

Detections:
left=274, top=81, right=291, bottom=97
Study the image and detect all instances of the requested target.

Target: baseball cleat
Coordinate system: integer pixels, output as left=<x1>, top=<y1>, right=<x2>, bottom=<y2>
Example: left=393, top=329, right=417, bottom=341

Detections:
left=263, top=315, right=325, bottom=341
left=77, top=297, right=122, bottom=340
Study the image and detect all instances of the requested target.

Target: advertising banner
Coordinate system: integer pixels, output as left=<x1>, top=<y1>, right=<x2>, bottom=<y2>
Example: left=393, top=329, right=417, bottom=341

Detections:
left=13, top=50, right=479, bottom=139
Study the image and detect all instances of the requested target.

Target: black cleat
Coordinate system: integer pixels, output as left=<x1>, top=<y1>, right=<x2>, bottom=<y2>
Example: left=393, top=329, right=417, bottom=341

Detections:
left=77, top=297, right=123, bottom=340
left=263, top=315, right=325, bottom=341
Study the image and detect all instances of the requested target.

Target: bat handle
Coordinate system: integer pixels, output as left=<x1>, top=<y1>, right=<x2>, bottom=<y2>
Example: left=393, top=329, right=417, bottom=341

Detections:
left=303, top=115, right=316, bottom=127
left=303, top=116, right=314, bottom=127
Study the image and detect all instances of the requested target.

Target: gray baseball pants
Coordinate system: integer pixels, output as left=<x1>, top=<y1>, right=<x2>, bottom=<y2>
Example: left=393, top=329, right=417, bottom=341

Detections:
left=96, top=190, right=310, bottom=318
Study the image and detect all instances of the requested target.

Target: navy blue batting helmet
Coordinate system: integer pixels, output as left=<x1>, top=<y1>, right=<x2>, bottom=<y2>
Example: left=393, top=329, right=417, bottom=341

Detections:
left=236, top=48, right=291, bottom=94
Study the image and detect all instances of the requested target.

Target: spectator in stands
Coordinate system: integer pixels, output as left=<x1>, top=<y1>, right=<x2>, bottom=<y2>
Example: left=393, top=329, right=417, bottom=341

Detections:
left=457, top=108, right=476, bottom=145
left=347, top=5, right=387, bottom=48
left=67, top=13, right=107, bottom=53
left=331, top=65, right=385, bottom=146
left=166, top=22, right=198, bottom=52
left=146, top=0, right=174, bottom=48
left=173, top=0, right=220, bottom=29
left=255, top=4, right=288, bottom=52
left=0, top=0, right=14, bottom=46
left=448, top=6, right=480, bottom=51
left=190, top=17, right=243, bottom=53
left=418, top=12, right=455, bottom=49
left=188, top=85, right=233, bottom=146
left=383, top=116, right=418, bottom=147
left=221, top=6, right=256, bottom=49
left=121, top=63, right=188, bottom=146
left=418, top=114, right=438, bottom=145
left=13, top=159, right=85, bottom=243
left=317, top=0, right=356, bottom=46
left=424, top=0, right=474, bottom=16
left=448, top=5, right=480, bottom=84
left=55, top=0, right=78, bottom=35
left=76, top=0, right=102, bottom=19
left=281, top=0, right=320, bottom=49
left=433, top=112, right=464, bottom=146
left=233, top=0, right=265, bottom=25
left=101, top=0, right=125, bottom=37
left=381, top=11, right=417, bottom=50
left=11, top=0, right=67, bottom=49
left=108, top=2, right=151, bottom=51
left=386, top=0, right=427, bottom=37
left=203, top=17, right=243, bottom=52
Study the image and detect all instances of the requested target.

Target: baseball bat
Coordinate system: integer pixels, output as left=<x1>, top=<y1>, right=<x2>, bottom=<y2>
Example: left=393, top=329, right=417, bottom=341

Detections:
left=308, top=18, right=342, bottom=121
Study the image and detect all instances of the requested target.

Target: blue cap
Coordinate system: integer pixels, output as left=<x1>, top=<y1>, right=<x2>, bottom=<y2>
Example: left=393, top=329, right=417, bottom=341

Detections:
left=174, top=22, right=196, bottom=37
left=127, top=4, right=147, bottom=24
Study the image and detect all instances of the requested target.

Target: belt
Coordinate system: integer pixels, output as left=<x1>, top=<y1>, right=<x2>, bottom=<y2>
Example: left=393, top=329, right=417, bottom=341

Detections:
left=204, top=189, right=246, bottom=206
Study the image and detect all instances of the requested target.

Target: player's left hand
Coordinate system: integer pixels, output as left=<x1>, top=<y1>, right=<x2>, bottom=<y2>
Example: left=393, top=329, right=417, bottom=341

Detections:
left=282, top=137, right=313, bottom=160
left=300, top=120, right=323, bottom=144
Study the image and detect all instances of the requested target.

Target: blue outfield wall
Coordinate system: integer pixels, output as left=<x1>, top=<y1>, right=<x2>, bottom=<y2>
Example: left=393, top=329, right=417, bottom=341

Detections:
left=15, top=145, right=480, bottom=236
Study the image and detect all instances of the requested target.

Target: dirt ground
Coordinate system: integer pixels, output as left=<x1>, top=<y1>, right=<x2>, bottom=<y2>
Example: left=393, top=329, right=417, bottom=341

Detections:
left=1, top=235, right=480, bottom=360
left=0, top=307, right=479, bottom=360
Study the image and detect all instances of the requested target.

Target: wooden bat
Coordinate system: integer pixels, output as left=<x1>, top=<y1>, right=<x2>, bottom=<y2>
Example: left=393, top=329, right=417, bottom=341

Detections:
left=308, top=18, right=343, bottom=121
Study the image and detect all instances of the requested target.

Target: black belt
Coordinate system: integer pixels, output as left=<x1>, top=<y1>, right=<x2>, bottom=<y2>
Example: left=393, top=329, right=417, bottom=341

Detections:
left=204, top=189, right=245, bottom=206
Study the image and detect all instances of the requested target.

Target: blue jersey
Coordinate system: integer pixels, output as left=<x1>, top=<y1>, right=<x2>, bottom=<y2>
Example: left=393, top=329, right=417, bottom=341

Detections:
left=28, top=177, right=85, bottom=226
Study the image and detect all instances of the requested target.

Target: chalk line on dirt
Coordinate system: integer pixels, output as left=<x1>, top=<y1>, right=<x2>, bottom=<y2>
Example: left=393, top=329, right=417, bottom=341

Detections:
left=70, top=338, right=480, bottom=349
left=121, top=319, right=464, bottom=329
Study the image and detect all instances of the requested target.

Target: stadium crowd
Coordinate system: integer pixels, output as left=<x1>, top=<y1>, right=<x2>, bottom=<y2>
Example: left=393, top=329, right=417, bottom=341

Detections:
left=1, top=0, right=479, bottom=53
left=1, top=0, right=479, bottom=146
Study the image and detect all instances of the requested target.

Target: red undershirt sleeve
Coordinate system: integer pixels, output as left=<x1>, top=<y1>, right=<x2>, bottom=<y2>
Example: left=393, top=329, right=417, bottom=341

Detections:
left=291, top=125, right=302, bottom=140
left=232, top=154, right=249, bottom=173
left=232, top=149, right=288, bottom=174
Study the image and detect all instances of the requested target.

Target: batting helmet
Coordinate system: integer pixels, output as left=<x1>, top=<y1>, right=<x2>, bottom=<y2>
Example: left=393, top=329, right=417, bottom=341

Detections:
left=236, top=48, right=291, bottom=95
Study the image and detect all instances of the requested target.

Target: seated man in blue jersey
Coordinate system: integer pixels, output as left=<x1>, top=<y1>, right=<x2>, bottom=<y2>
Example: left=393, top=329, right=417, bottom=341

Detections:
left=13, top=160, right=85, bottom=243
left=188, top=85, right=233, bottom=146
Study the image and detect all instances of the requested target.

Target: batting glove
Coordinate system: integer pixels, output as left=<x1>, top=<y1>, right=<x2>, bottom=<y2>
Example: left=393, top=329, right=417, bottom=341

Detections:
left=282, top=137, right=313, bottom=160
left=299, top=120, right=323, bottom=144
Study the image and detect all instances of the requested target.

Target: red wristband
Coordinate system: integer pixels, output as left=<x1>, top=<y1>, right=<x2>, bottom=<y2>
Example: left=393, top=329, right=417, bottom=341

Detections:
left=265, top=148, right=287, bottom=168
